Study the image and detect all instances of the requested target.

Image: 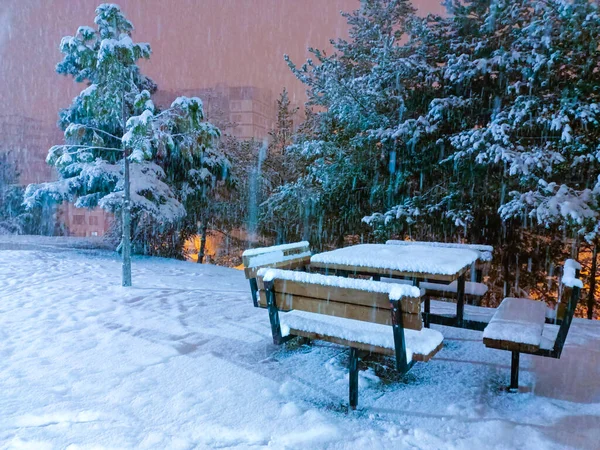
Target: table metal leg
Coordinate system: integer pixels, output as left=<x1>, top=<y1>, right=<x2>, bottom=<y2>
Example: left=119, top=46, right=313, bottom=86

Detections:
left=456, top=274, right=465, bottom=327
left=510, top=351, right=520, bottom=392
left=424, top=295, right=431, bottom=328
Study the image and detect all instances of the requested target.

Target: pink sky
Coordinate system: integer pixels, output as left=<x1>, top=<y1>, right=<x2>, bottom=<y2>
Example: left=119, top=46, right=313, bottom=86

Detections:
left=0, top=0, right=445, bottom=125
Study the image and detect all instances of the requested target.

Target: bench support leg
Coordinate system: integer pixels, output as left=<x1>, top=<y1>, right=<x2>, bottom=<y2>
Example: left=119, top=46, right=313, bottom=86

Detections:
left=349, top=347, right=359, bottom=410
left=249, top=278, right=259, bottom=308
left=390, top=300, right=410, bottom=373
left=510, top=351, right=520, bottom=392
left=265, top=281, right=292, bottom=345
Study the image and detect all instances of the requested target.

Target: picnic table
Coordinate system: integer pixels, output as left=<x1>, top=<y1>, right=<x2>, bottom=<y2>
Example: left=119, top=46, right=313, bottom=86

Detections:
left=309, top=243, right=481, bottom=329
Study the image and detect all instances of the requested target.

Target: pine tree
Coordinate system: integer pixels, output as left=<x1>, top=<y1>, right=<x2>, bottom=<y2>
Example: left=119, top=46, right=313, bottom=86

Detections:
left=264, top=0, right=418, bottom=247
left=272, top=0, right=600, bottom=306
left=24, top=4, right=229, bottom=258
left=268, top=88, right=298, bottom=157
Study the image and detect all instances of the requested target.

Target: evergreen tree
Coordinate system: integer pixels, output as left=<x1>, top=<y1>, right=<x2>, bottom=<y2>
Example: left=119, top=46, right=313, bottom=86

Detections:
left=272, top=0, right=600, bottom=306
left=0, top=153, right=47, bottom=235
left=24, top=4, right=229, bottom=255
left=265, top=0, right=418, bottom=248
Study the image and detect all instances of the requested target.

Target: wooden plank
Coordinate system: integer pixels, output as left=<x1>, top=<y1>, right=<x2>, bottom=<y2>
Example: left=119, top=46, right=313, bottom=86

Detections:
left=268, top=279, right=421, bottom=314
left=244, top=255, right=310, bottom=279
left=308, top=260, right=466, bottom=283
left=482, top=337, right=540, bottom=354
left=289, top=328, right=395, bottom=356
left=258, top=290, right=268, bottom=307
left=259, top=292, right=422, bottom=331
left=287, top=329, right=442, bottom=361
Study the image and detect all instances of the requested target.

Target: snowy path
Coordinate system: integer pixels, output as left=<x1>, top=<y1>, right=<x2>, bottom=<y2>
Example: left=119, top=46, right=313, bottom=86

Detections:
left=0, top=236, right=599, bottom=449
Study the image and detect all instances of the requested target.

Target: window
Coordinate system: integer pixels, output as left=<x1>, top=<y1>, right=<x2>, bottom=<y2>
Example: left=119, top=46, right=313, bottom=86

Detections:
left=89, top=216, right=98, bottom=225
left=72, top=215, right=84, bottom=225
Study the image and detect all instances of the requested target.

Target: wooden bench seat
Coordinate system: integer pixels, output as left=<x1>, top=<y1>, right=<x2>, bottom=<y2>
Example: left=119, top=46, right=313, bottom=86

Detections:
left=256, top=268, right=443, bottom=409
left=381, top=277, right=492, bottom=329
left=420, top=280, right=488, bottom=303
left=483, top=297, right=548, bottom=352
left=242, top=241, right=311, bottom=307
left=420, top=280, right=488, bottom=297
left=483, top=259, right=582, bottom=390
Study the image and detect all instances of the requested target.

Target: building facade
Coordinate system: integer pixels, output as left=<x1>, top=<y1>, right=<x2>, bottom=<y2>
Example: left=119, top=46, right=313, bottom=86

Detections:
left=154, top=85, right=277, bottom=141
left=0, top=114, right=59, bottom=185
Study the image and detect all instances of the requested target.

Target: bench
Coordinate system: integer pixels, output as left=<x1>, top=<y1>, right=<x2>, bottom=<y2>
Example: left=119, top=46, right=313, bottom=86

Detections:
left=255, top=268, right=444, bottom=409
left=483, top=259, right=582, bottom=391
left=386, top=240, right=492, bottom=306
left=242, top=241, right=311, bottom=307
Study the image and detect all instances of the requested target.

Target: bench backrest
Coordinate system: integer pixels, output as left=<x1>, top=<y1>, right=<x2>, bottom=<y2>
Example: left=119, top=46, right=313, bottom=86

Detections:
left=256, top=268, right=423, bottom=331
left=553, top=259, right=582, bottom=356
left=242, top=241, right=311, bottom=279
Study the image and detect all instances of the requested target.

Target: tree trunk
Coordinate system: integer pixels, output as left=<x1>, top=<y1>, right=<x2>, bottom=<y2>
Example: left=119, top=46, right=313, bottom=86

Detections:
left=336, top=231, right=345, bottom=249
left=587, top=242, right=598, bottom=320
left=197, top=222, right=208, bottom=264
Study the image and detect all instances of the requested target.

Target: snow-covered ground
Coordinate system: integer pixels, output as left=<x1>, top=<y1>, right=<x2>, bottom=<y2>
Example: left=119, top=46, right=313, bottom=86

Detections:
left=1, top=235, right=599, bottom=449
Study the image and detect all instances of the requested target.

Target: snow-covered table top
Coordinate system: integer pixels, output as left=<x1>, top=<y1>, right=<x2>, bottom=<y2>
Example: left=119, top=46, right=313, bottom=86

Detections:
left=310, top=244, right=479, bottom=281
left=386, top=240, right=493, bottom=262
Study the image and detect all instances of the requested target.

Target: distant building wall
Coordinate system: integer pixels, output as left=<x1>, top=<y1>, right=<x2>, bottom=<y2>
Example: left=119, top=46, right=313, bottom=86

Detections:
left=0, top=114, right=59, bottom=185
left=59, top=203, right=112, bottom=238
left=154, top=85, right=280, bottom=141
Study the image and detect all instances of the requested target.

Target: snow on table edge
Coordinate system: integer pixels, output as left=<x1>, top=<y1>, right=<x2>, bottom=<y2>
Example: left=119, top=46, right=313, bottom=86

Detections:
left=257, top=268, right=421, bottom=299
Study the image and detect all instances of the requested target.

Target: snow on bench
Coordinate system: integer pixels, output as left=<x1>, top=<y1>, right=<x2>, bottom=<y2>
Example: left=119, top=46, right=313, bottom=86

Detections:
left=483, top=297, right=547, bottom=352
left=540, top=324, right=560, bottom=351
left=256, top=268, right=443, bottom=409
left=280, top=310, right=443, bottom=363
left=562, top=259, right=584, bottom=289
left=381, top=277, right=488, bottom=297
left=419, top=280, right=488, bottom=297
left=483, top=259, right=582, bottom=390
left=242, top=241, right=311, bottom=307
left=256, top=268, right=424, bottom=330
